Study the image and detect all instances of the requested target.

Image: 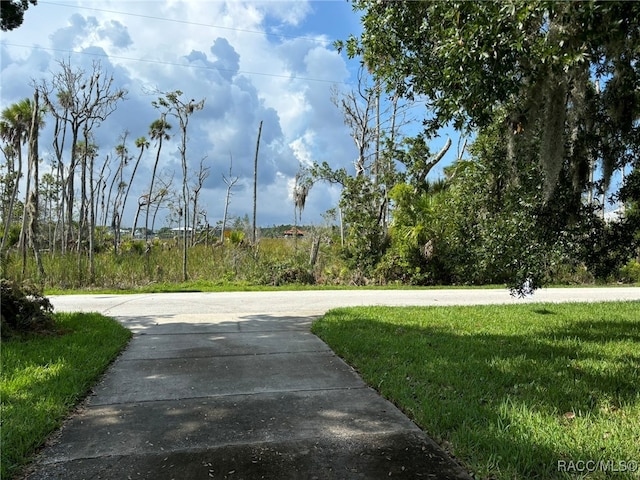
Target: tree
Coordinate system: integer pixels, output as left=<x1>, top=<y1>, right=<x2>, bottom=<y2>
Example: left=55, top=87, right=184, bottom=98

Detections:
left=40, top=59, right=126, bottom=257
left=107, top=134, right=130, bottom=250
left=145, top=117, right=171, bottom=241
left=151, top=90, right=205, bottom=281
left=0, top=98, right=33, bottom=256
left=39, top=169, right=59, bottom=249
left=220, top=154, right=239, bottom=243
left=342, top=1, right=640, bottom=200
left=23, top=88, right=45, bottom=279
left=310, top=68, right=417, bottom=279
left=190, top=156, right=210, bottom=246
left=1, top=0, right=37, bottom=31
left=252, top=120, right=263, bottom=245
left=122, top=136, right=148, bottom=238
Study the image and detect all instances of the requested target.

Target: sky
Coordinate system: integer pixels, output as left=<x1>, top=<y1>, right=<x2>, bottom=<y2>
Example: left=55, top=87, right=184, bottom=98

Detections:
left=1, top=0, right=459, bottom=229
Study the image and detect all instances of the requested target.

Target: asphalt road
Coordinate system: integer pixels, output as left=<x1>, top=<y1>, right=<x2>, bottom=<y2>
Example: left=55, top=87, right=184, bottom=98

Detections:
left=49, top=287, right=640, bottom=321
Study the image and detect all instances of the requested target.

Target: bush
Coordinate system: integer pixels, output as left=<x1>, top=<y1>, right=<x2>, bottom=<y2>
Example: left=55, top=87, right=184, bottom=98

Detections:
left=0, top=279, right=54, bottom=338
left=618, top=259, right=640, bottom=283
left=0, top=223, right=21, bottom=249
left=252, top=259, right=315, bottom=286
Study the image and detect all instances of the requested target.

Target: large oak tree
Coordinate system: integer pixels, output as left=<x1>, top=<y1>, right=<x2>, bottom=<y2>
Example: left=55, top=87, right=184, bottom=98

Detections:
left=341, top=1, right=640, bottom=198
left=1, top=0, right=36, bottom=31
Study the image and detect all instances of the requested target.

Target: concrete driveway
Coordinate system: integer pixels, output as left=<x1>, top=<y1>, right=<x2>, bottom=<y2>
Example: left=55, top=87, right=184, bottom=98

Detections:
left=22, top=288, right=639, bottom=479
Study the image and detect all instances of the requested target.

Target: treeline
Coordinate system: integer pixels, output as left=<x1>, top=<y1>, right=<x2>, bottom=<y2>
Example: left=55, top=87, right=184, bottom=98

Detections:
left=1, top=60, right=209, bottom=284
left=2, top=2, right=640, bottom=291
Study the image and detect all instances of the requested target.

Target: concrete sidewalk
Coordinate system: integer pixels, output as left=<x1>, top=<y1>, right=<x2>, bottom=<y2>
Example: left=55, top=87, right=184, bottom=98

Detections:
left=22, top=311, right=472, bottom=480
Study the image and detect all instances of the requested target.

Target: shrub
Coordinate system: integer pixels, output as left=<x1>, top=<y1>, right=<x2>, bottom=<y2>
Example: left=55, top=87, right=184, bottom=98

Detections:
left=618, top=259, right=640, bottom=283
left=255, top=260, right=315, bottom=286
left=0, top=279, right=54, bottom=337
left=0, top=223, right=21, bottom=249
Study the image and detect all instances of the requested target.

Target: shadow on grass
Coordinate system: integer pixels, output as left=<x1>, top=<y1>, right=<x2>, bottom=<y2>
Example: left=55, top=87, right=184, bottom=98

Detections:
left=313, top=307, right=640, bottom=479
left=1, top=312, right=131, bottom=480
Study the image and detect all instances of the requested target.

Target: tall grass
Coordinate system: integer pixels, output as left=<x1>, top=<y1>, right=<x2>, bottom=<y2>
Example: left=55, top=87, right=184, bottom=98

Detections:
left=4, top=237, right=345, bottom=290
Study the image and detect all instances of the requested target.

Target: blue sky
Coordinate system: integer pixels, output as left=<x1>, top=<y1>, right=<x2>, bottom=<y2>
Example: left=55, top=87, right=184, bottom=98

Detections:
left=1, top=0, right=459, bottom=228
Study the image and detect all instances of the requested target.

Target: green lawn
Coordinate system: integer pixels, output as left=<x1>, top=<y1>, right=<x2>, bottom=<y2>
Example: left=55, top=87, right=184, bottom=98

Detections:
left=312, top=302, right=640, bottom=479
left=0, top=313, right=131, bottom=479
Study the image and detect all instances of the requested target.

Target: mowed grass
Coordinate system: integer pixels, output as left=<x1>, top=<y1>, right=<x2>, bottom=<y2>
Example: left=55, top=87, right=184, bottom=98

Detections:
left=0, top=313, right=132, bottom=479
left=312, top=302, right=640, bottom=479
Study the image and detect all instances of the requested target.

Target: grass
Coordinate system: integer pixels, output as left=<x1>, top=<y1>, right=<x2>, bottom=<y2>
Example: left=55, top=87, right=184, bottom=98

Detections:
left=0, top=313, right=132, bottom=479
left=43, top=281, right=509, bottom=295
left=311, top=302, right=640, bottom=479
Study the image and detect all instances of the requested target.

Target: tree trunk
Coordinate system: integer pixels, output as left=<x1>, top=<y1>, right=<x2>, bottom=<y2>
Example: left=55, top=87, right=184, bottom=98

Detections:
left=252, top=120, right=263, bottom=244
left=309, top=235, right=320, bottom=267
left=27, top=89, right=45, bottom=279
left=221, top=154, right=238, bottom=244
left=0, top=143, right=21, bottom=256
left=122, top=142, right=145, bottom=238
left=19, top=143, right=31, bottom=279
left=146, top=133, right=164, bottom=241
left=88, top=146, right=96, bottom=283
left=131, top=197, right=144, bottom=241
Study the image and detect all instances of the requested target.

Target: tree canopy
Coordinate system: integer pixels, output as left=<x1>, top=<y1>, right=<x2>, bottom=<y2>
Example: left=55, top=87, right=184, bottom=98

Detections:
left=341, top=1, right=640, bottom=197
left=1, top=0, right=37, bottom=31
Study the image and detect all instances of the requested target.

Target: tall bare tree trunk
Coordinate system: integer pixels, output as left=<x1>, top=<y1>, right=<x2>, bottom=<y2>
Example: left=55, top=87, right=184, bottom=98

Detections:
left=26, top=89, right=44, bottom=279
left=19, top=145, right=31, bottom=279
left=191, top=157, right=210, bottom=246
left=221, top=154, right=238, bottom=243
left=0, top=145, right=21, bottom=257
left=88, top=145, right=97, bottom=283
left=252, top=120, right=263, bottom=245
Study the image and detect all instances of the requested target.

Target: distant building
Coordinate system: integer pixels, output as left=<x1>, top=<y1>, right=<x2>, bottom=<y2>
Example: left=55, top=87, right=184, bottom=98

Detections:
left=284, top=228, right=305, bottom=238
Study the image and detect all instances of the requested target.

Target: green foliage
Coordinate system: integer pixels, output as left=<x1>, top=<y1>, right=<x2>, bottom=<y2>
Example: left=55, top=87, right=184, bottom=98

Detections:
left=384, top=117, right=616, bottom=293
left=344, top=0, right=640, bottom=196
left=119, top=239, right=147, bottom=255
left=382, top=183, right=452, bottom=285
left=0, top=279, right=54, bottom=337
left=579, top=164, right=640, bottom=280
left=578, top=216, right=637, bottom=281
left=619, top=260, right=640, bottom=284
left=229, top=229, right=245, bottom=245
left=0, top=222, right=21, bottom=248
left=1, top=236, right=341, bottom=289
left=256, top=260, right=315, bottom=286
left=326, top=174, right=393, bottom=280
left=1, top=0, right=38, bottom=31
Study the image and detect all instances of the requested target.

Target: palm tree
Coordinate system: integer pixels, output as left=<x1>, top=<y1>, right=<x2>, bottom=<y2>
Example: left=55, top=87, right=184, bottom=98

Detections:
left=145, top=117, right=171, bottom=240
left=120, top=136, right=149, bottom=238
left=0, top=98, right=38, bottom=255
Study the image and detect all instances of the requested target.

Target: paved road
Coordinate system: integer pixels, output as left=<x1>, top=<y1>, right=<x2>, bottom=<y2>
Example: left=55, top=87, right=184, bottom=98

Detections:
left=47, top=287, right=640, bottom=321
left=23, top=288, right=639, bottom=480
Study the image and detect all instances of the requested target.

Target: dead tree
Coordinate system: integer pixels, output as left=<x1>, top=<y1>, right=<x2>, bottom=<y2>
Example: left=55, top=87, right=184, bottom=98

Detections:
left=221, top=154, right=239, bottom=243
left=40, top=59, right=126, bottom=260
left=152, top=90, right=205, bottom=281
left=190, top=156, right=210, bottom=246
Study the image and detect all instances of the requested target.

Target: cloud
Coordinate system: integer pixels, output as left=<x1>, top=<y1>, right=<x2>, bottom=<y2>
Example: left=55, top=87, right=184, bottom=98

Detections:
left=210, top=37, right=240, bottom=81
left=1, top=1, right=358, bottom=227
left=49, top=13, right=97, bottom=50
left=97, top=20, right=132, bottom=50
